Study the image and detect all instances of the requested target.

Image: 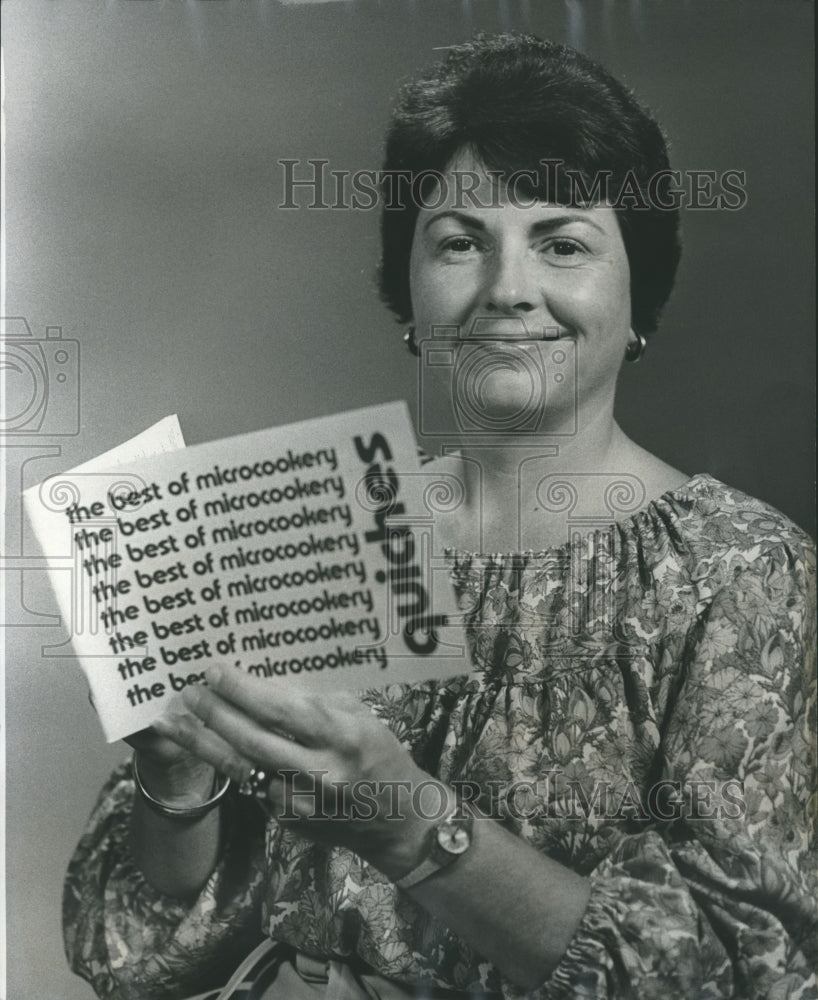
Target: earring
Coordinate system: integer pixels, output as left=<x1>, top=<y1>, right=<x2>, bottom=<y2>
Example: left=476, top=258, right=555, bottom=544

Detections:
left=403, top=326, right=419, bottom=357
left=625, top=332, right=647, bottom=363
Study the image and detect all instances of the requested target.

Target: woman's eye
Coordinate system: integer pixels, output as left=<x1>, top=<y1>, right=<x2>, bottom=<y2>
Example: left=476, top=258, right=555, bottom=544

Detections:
left=441, top=236, right=479, bottom=253
left=546, top=239, right=584, bottom=257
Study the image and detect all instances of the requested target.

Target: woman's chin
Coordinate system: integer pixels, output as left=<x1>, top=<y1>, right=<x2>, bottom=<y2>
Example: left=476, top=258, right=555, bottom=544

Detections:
left=450, top=385, right=563, bottom=436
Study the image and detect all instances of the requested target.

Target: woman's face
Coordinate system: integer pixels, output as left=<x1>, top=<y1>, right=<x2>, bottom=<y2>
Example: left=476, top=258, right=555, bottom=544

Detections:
left=408, top=150, right=634, bottom=436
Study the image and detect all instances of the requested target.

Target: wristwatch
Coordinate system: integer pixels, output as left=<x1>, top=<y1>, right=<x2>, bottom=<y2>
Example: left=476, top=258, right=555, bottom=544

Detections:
left=394, top=807, right=474, bottom=890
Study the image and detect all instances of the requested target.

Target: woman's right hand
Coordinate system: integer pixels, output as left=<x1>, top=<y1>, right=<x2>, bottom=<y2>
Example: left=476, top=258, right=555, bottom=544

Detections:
left=125, top=726, right=217, bottom=809
left=124, top=721, right=229, bottom=897
left=88, top=686, right=217, bottom=807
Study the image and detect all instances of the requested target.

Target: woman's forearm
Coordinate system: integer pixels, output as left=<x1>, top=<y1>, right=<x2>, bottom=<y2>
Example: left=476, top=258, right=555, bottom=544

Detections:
left=372, top=786, right=590, bottom=991
left=169, top=670, right=591, bottom=986
left=410, top=816, right=589, bottom=989
left=129, top=757, right=223, bottom=898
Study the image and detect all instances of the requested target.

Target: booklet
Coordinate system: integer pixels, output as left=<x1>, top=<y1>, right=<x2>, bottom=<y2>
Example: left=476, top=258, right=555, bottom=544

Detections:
left=24, top=402, right=468, bottom=742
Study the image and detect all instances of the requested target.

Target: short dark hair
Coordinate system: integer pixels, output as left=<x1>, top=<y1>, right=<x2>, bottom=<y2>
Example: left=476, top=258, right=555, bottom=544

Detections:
left=378, top=33, right=681, bottom=337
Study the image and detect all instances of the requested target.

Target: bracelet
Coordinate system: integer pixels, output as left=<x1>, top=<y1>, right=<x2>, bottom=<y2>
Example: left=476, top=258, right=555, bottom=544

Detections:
left=132, top=753, right=231, bottom=820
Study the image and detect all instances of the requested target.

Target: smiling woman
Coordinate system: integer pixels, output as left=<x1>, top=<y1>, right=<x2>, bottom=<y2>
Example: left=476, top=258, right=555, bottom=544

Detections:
left=408, top=162, right=636, bottom=458
left=62, top=33, right=816, bottom=1000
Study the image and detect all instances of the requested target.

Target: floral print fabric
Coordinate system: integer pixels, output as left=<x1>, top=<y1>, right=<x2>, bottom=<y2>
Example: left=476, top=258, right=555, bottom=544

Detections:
left=64, top=474, right=818, bottom=998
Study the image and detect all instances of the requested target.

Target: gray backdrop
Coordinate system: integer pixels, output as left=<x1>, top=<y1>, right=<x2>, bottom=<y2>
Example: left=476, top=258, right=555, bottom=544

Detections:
left=3, top=2, right=814, bottom=997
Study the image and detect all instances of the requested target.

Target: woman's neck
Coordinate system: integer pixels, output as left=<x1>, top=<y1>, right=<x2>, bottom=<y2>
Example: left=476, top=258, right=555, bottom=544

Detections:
left=428, top=411, right=685, bottom=555
left=455, top=406, right=623, bottom=497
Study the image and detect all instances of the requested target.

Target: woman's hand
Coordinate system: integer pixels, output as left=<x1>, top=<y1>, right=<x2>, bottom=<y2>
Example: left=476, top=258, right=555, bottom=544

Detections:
left=124, top=707, right=237, bottom=897
left=88, top=688, right=215, bottom=808
left=125, top=726, right=217, bottom=808
left=151, top=665, right=591, bottom=983
left=154, top=662, right=439, bottom=880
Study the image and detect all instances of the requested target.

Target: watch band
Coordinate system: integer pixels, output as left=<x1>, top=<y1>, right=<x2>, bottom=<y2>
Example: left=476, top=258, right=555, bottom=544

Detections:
left=395, top=807, right=474, bottom=890
left=395, top=854, right=446, bottom=890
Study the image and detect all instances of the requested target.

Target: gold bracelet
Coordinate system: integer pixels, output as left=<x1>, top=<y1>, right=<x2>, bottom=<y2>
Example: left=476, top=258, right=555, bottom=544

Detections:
left=132, top=753, right=231, bottom=820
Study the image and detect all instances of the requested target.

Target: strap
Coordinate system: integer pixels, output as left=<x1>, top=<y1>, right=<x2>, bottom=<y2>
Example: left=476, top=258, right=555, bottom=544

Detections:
left=183, top=939, right=281, bottom=1000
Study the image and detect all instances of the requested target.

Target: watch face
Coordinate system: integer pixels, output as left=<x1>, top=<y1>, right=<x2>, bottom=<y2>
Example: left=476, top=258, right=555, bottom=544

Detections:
left=436, top=816, right=472, bottom=855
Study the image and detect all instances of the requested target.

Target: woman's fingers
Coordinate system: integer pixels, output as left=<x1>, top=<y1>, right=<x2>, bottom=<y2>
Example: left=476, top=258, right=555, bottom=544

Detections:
left=201, top=662, right=350, bottom=747
left=153, top=706, right=257, bottom=783
left=167, top=669, right=429, bottom=856
left=178, top=683, right=310, bottom=775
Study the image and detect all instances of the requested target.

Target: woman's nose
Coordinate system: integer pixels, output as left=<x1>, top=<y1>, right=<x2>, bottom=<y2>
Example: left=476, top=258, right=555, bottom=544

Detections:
left=482, top=248, right=538, bottom=313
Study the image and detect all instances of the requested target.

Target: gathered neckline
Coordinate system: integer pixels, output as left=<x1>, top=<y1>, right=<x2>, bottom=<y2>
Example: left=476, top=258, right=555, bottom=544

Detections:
left=440, top=472, right=720, bottom=562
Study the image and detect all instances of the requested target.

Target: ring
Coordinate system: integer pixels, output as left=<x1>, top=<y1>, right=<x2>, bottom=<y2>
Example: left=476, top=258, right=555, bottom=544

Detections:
left=238, top=766, right=270, bottom=799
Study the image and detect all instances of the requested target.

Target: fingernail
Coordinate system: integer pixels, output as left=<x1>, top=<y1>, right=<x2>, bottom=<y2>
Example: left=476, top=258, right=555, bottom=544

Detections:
left=158, top=705, right=193, bottom=725
left=156, top=703, right=204, bottom=734
left=205, top=663, right=225, bottom=687
left=181, top=686, right=203, bottom=709
left=152, top=715, right=174, bottom=735
left=153, top=713, right=182, bottom=736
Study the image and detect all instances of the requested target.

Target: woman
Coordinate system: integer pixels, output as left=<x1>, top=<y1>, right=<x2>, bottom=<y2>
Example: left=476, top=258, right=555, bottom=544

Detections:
left=63, top=34, right=817, bottom=999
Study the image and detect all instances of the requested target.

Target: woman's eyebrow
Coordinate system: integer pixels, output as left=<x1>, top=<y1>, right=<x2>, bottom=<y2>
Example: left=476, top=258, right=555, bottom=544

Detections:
left=422, top=210, right=487, bottom=232
left=529, top=213, right=606, bottom=235
left=422, top=209, right=606, bottom=234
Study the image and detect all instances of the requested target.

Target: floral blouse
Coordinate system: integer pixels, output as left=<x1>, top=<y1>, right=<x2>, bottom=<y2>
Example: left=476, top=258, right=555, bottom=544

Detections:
left=64, top=474, right=818, bottom=999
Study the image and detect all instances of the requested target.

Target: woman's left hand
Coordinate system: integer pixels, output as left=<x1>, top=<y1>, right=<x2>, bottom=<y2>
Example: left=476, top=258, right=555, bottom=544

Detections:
left=154, top=662, right=442, bottom=880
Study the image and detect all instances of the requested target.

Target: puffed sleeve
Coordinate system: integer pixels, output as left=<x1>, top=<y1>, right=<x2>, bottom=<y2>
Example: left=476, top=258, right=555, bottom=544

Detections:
left=522, top=538, right=818, bottom=999
left=63, top=761, right=268, bottom=1000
